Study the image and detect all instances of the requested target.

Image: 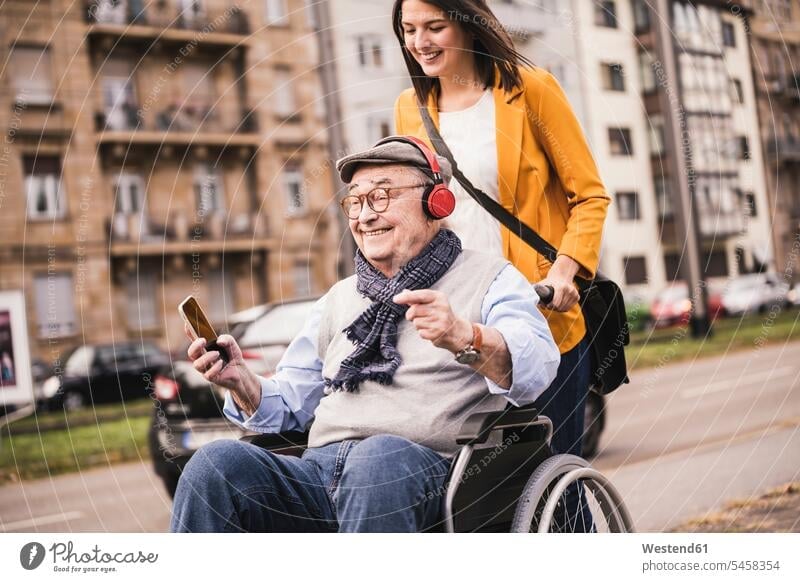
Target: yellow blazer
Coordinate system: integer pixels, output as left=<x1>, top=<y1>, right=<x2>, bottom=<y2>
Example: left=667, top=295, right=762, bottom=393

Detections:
left=395, top=67, right=611, bottom=353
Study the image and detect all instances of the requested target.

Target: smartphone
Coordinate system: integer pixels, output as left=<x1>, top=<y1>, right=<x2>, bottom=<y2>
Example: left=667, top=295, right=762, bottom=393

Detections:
left=178, top=296, right=230, bottom=365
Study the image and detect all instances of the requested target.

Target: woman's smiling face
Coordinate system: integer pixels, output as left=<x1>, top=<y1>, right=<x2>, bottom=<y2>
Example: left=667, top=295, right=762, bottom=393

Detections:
left=400, top=0, right=475, bottom=81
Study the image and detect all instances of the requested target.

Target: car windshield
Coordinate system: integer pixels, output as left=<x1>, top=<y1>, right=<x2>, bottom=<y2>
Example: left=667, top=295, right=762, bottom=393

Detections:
left=64, top=346, right=93, bottom=376
left=238, top=301, right=316, bottom=347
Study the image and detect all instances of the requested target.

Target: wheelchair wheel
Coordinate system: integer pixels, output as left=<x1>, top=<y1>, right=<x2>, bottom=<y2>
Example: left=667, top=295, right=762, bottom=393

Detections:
left=510, top=454, right=634, bottom=533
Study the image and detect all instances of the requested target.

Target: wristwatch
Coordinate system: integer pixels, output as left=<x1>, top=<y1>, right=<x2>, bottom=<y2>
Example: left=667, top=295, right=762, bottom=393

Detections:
left=455, top=323, right=483, bottom=365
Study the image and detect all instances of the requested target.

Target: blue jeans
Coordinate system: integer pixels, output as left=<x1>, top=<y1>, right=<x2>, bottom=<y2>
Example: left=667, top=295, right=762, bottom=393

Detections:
left=532, top=335, right=593, bottom=531
left=170, top=434, right=452, bottom=532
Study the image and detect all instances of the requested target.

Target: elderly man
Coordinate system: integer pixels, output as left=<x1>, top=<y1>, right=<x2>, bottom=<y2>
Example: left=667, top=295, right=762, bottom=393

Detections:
left=170, top=137, right=560, bottom=533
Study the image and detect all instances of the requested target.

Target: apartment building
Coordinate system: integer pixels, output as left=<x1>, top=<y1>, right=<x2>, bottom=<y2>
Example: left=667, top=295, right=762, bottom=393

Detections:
left=748, top=0, right=800, bottom=280
left=559, top=0, right=772, bottom=300
left=0, top=0, right=339, bottom=362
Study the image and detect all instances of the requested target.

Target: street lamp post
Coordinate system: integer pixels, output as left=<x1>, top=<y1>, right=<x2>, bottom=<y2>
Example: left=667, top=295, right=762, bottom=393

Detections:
left=654, top=0, right=712, bottom=338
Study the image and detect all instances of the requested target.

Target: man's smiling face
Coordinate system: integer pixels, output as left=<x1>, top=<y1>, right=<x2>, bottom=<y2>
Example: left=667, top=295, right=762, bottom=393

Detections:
left=348, top=164, right=439, bottom=278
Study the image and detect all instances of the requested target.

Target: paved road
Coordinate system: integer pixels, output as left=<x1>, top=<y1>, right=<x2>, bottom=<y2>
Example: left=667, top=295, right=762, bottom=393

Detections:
left=0, top=458, right=171, bottom=533
left=595, top=341, right=800, bottom=531
left=1, top=342, right=798, bottom=532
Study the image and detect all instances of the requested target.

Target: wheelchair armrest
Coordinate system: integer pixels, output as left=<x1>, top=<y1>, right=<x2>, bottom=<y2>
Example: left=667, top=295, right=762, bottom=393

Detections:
left=456, top=406, right=539, bottom=445
left=240, top=430, right=309, bottom=450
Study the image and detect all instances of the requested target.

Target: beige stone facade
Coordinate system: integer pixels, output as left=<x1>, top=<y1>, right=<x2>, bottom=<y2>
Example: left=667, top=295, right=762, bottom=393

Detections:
left=749, top=0, right=800, bottom=280
left=0, top=0, right=340, bottom=364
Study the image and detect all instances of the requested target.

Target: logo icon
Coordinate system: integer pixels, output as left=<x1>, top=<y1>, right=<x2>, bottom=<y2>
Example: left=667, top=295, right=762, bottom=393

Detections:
left=20, top=542, right=46, bottom=570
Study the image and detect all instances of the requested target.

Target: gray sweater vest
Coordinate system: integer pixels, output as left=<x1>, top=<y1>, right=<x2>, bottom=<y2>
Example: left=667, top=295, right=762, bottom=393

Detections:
left=310, top=250, right=510, bottom=457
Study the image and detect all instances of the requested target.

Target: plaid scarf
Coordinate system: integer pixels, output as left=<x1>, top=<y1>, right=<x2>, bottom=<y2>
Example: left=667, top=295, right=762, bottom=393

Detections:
left=325, top=229, right=462, bottom=393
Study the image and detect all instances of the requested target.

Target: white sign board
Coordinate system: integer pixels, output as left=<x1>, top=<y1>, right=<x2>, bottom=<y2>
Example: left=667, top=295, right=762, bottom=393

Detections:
left=0, top=291, right=34, bottom=407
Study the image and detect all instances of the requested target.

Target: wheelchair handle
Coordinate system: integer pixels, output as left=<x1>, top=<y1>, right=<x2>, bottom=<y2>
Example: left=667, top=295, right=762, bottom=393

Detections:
left=533, top=284, right=554, bottom=305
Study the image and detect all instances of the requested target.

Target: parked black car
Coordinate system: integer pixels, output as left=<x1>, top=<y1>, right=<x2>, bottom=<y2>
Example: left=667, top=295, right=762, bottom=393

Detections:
left=40, top=342, right=169, bottom=411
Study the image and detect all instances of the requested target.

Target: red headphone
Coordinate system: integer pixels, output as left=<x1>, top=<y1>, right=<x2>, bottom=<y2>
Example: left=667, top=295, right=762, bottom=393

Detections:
left=375, top=135, right=456, bottom=220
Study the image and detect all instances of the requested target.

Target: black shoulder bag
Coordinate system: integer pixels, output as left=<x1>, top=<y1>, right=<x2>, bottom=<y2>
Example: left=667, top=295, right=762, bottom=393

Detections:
left=418, top=105, right=630, bottom=394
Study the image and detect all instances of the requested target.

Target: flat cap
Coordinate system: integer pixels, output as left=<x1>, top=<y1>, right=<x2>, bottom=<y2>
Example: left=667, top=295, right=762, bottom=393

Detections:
left=336, top=137, right=452, bottom=184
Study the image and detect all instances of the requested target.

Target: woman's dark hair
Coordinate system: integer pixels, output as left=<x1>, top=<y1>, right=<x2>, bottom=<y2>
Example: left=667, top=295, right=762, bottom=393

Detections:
left=391, top=0, right=535, bottom=103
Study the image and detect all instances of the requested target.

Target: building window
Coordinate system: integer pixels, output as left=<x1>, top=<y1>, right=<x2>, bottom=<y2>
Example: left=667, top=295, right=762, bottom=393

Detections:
left=735, top=246, right=747, bottom=274
left=601, top=63, right=626, bottom=92
left=737, top=136, right=751, bottom=160
left=34, top=273, right=77, bottom=338
left=9, top=46, right=54, bottom=104
left=366, top=115, right=392, bottom=145
left=114, top=173, right=146, bottom=215
left=623, top=256, right=648, bottom=285
left=745, top=192, right=757, bottom=217
left=126, top=271, right=158, bottom=331
left=722, top=21, right=736, bottom=47
left=356, top=35, right=384, bottom=69
left=731, top=79, right=744, bottom=104
left=594, top=1, right=618, bottom=28
left=705, top=251, right=729, bottom=277
left=654, top=177, right=673, bottom=219
left=193, top=164, right=225, bottom=216
left=264, top=0, right=289, bottom=26
left=179, top=0, right=206, bottom=28
left=639, top=51, right=657, bottom=92
left=93, top=0, right=129, bottom=24
left=608, top=127, right=633, bottom=156
left=766, top=0, right=793, bottom=21
left=649, top=115, right=666, bottom=156
left=24, top=155, right=65, bottom=220
left=633, top=0, right=651, bottom=32
left=283, top=167, right=306, bottom=215
left=273, top=68, right=297, bottom=119
left=616, top=192, right=640, bottom=221
left=663, top=253, right=683, bottom=281
left=102, top=75, right=138, bottom=130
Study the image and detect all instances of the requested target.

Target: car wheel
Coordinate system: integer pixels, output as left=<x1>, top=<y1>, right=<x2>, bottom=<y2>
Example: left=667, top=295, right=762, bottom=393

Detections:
left=582, top=391, right=605, bottom=459
left=63, top=391, right=86, bottom=411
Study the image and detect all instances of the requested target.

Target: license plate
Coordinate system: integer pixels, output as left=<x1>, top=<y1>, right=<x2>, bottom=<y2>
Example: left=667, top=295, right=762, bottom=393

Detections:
left=182, top=429, right=240, bottom=450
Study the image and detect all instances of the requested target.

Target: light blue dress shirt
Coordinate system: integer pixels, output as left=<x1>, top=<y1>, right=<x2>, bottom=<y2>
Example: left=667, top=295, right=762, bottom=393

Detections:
left=224, top=264, right=561, bottom=433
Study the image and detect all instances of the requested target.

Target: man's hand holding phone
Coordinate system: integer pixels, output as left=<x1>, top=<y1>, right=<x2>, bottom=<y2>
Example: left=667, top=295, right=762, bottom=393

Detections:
left=185, top=327, right=262, bottom=416
left=179, top=294, right=263, bottom=417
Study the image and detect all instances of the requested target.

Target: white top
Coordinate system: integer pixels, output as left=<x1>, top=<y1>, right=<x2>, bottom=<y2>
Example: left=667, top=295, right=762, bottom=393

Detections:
left=437, top=90, right=503, bottom=258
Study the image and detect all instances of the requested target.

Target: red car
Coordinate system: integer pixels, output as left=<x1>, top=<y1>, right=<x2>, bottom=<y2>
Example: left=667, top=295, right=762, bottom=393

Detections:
left=650, top=282, right=725, bottom=329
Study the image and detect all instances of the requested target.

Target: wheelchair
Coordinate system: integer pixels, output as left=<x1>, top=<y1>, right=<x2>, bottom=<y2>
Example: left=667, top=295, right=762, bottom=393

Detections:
left=241, top=404, right=633, bottom=533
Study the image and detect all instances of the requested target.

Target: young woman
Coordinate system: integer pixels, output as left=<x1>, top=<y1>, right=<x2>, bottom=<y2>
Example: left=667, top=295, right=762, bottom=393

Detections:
left=392, top=0, right=611, bottom=466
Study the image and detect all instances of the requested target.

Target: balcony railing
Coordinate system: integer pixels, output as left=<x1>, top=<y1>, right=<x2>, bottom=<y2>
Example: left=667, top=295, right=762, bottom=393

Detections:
left=659, top=207, right=745, bottom=246
left=761, top=74, right=800, bottom=101
left=96, top=104, right=258, bottom=134
left=766, top=139, right=800, bottom=163
left=109, top=211, right=266, bottom=248
left=86, top=1, right=250, bottom=36
left=698, top=209, right=746, bottom=239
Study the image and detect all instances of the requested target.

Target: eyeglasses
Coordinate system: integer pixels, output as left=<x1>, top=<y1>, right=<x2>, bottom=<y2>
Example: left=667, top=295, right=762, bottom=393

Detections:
left=339, top=184, right=428, bottom=219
